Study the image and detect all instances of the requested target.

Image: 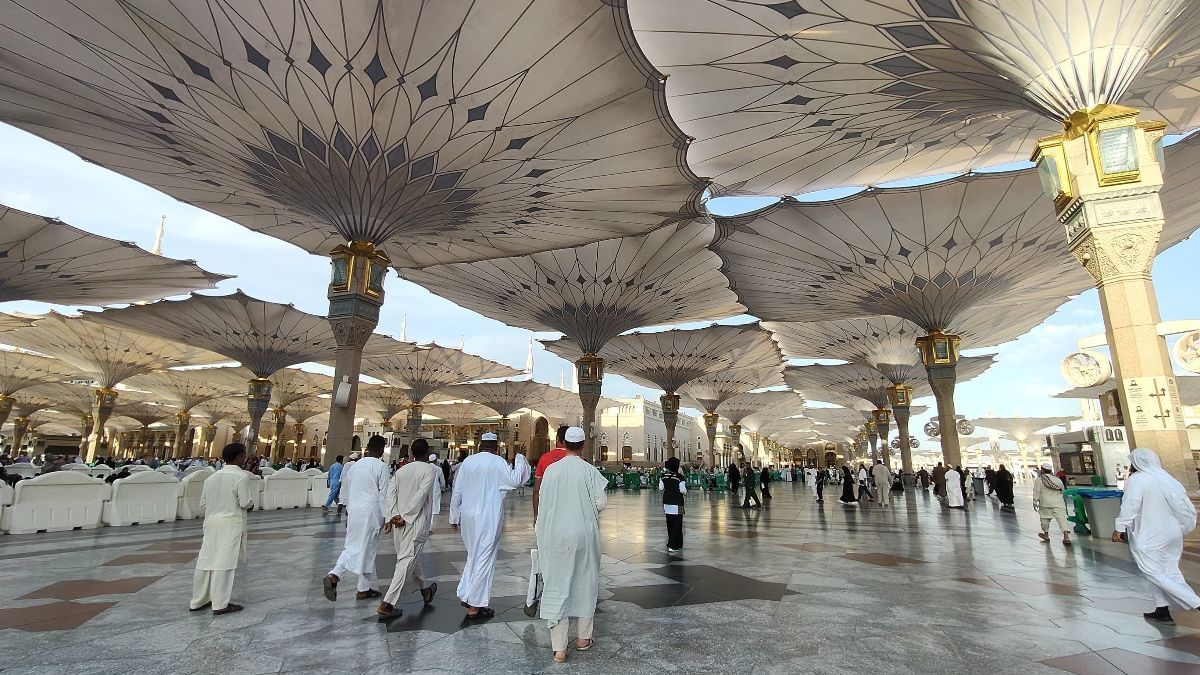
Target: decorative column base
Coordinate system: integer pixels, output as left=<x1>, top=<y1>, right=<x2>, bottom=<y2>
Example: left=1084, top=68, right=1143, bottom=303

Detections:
left=246, top=378, right=273, bottom=459
left=660, top=393, right=679, bottom=460
left=12, top=416, right=30, bottom=451
left=702, top=412, right=719, bottom=468
left=575, top=355, right=604, bottom=463
left=271, top=407, right=288, bottom=463
left=88, top=387, right=118, bottom=462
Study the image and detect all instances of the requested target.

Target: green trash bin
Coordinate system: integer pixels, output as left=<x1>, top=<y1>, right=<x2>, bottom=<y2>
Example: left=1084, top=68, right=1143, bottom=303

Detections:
left=622, top=472, right=640, bottom=490
left=715, top=474, right=727, bottom=491
left=1062, top=487, right=1106, bottom=534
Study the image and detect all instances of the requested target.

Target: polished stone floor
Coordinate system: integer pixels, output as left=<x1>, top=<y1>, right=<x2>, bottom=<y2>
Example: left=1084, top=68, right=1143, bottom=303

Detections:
left=2, top=481, right=1200, bottom=674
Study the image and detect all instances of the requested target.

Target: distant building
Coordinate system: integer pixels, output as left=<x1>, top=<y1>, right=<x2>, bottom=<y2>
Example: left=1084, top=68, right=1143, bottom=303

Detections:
left=595, top=396, right=700, bottom=466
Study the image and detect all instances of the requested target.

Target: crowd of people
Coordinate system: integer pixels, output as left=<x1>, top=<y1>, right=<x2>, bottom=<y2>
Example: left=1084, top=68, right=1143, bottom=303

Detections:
left=175, top=434, right=1200, bottom=660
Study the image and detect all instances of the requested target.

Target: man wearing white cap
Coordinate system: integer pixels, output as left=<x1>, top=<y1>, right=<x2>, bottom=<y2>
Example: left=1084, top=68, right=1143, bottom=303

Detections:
left=535, top=426, right=608, bottom=663
left=1033, top=461, right=1071, bottom=545
left=449, top=431, right=530, bottom=619
left=323, top=437, right=388, bottom=602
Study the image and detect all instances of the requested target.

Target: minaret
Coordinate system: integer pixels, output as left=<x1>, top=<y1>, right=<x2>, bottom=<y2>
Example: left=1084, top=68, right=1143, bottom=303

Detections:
left=524, top=336, right=534, bottom=380
left=150, top=215, right=165, bottom=255
left=399, top=314, right=407, bottom=342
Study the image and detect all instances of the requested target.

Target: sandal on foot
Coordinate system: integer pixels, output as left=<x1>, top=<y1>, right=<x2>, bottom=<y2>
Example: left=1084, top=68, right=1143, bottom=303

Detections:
left=465, top=607, right=495, bottom=620
left=421, top=582, right=437, bottom=604
left=322, top=574, right=338, bottom=601
left=575, top=638, right=595, bottom=652
left=553, top=650, right=569, bottom=663
left=356, top=589, right=382, bottom=600
left=1037, top=532, right=1049, bottom=542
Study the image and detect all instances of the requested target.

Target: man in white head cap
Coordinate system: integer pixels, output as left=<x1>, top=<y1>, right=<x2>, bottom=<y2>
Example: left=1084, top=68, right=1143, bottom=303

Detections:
left=323, top=437, right=388, bottom=602
left=1113, top=447, right=1200, bottom=625
left=535, top=426, right=608, bottom=663
left=449, top=431, right=530, bottom=619
left=1033, top=461, right=1071, bottom=545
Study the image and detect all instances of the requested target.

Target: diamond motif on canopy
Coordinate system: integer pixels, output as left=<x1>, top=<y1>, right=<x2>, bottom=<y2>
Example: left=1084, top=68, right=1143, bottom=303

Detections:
left=356, top=383, right=454, bottom=427
left=628, top=1, right=1200, bottom=195
left=439, top=380, right=574, bottom=418
left=784, top=358, right=996, bottom=411
left=0, top=205, right=228, bottom=306
left=0, top=1, right=704, bottom=266
left=81, top=292, right=414, bottom=379
left=123, top=368, right=244, bottom=412
left=680, top=366, right=785, bottom=416
left=0, top=350, right=80, bottom=397
left=361, top=345, right=521, bottom=405
left=403, top=221, right=743, bottom=355
left=717, top=390, right=805, bottom=427
left=541, top=323, right=781, bottom=393
left=0, top=313, right=225, bottom=388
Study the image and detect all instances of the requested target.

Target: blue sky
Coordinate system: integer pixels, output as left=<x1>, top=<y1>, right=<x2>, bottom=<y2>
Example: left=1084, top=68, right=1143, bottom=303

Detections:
left=2, top=122, right=1197, bottom=437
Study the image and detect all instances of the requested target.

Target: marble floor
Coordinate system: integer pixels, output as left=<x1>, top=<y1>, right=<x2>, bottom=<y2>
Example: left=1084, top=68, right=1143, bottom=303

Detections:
left=2, top=480, right=1200, bottom=674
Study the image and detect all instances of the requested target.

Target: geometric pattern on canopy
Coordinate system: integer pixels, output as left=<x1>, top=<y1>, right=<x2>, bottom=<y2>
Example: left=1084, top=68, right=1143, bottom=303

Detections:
left=0, top=1, right=704, bottom=267
left=81, top=291, right=413, bottom=378
left=265, top=367, right=329, bottom=409
left=0, top=312, right=225, bottom=388
left=540, top=322, right=782, bottom=393
left=361, top=344, right=522, bottom=404
left=111, top=401, right=179, bottom=429
left=439, top=380, right=574, bottom=418
left=0, top=204, right=228, bottom=306
left=628, top=0, right=1200, bottom=196
left=402, top=221, right=744, bottom=354
left=764, top=302, right=1059, bottom=384
left=0, top=350, right=80, bottom=397
left=355, top=383, right=454, bottom=426
left=969, top=416, right=1079, bottom=443
left=123, top=368, right=244, bottom=412
left=716, top=390, right=805, bottom=426
left=712, top=135, right=1200, bottom=329
left=195, top=397, right=252, bottom=430
left=784, top=355, right=996, bottom=410
left=422, top=402, right=500, bottom=429
left=679, top=365, right=785, bottom=415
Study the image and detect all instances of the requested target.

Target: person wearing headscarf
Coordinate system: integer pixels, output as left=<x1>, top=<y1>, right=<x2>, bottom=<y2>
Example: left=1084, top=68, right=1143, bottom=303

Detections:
left=994, top=464, right=1015, bottom=507
left=838, top=464, right=857, bottom=504
left=1033, top=462, right=1071, bottom=545
left=1113, top=448, right=1200, bottom=625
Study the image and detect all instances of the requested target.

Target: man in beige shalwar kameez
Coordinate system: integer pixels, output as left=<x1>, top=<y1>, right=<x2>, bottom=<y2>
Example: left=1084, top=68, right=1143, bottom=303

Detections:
left=376, top=452, right=441, bottom=617
left=189, top=443, right=255, bottom=615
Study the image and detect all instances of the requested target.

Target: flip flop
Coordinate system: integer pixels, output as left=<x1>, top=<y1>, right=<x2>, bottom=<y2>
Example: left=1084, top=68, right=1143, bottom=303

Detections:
left=465, top=607, right=495, bottom=620
left=422, top=583, right=438, bottom=604
left=553, top=650, right=569, bottom=663
left=575, top=638, right=595, bottom=652
left=322, top=575, right=338, bottom=601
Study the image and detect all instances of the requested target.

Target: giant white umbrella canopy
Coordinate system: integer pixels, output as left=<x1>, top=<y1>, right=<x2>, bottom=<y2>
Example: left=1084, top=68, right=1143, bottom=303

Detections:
left=0, top=204, right=229, bottom=306
left=680, top=365, right=785, bottom=466
left=627, top=1, right=1200, bottom=196
left=0, top=313, right=225, bottom=459
left=0, top=0, right=712, bottom=475
left=403, top=220, right=745, bottom=461
left=0, top=349, right=80, bottom=437
left=1054, top=375, right=1200, bottom=407
left=356, top=383, right=454, bottom=430
left=81, top=291, right=415, bottom=457
left=0, top=1, right=704, bottom=266
left=125, top=367, right=246, bottom=458
left=421, top=401, right=500, bottom=452
left=716, top=389, right=806, bottom=459
left=439, top=380, right=576, bottom=450
left=361, top=344, right=522, bottom=447
left=971, top=415, right=1078, bottom=474
left=541, top=322, right=783, bottom=459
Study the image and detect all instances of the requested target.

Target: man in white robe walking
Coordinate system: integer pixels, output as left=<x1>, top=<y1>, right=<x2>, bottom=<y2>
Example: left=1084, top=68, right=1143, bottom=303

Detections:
left=871, top=460, right=890, bottom=507
left=536, top=427, right=608, bottom=663
left=1113, top=447, right=1200, bottom=625
left=449, top=432, right=530, bottom=619
left=376, top=449, right=442, bottom=617
left=189, top=443, right=255, bottom=615
left=944, top=465, right=965, bottom=509
left=323, top=436, right=389, bottom=601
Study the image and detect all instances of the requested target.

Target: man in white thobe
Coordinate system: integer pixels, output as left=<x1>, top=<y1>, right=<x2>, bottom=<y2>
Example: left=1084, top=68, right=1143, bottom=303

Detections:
left=190, top=443, right=255, bottom=615
left=1114, top=447, right=1200, bottom=625
left=871, top=460, right=890, bottom=507
left=323, top=437, right=388, bottom=601
left=449, top=432, right=530, bottom=619
left=536, top=427, right=608, bottom=663
left=376, top=452, right=442, bottom=617
left=945, top=466, right=965, bottom=509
